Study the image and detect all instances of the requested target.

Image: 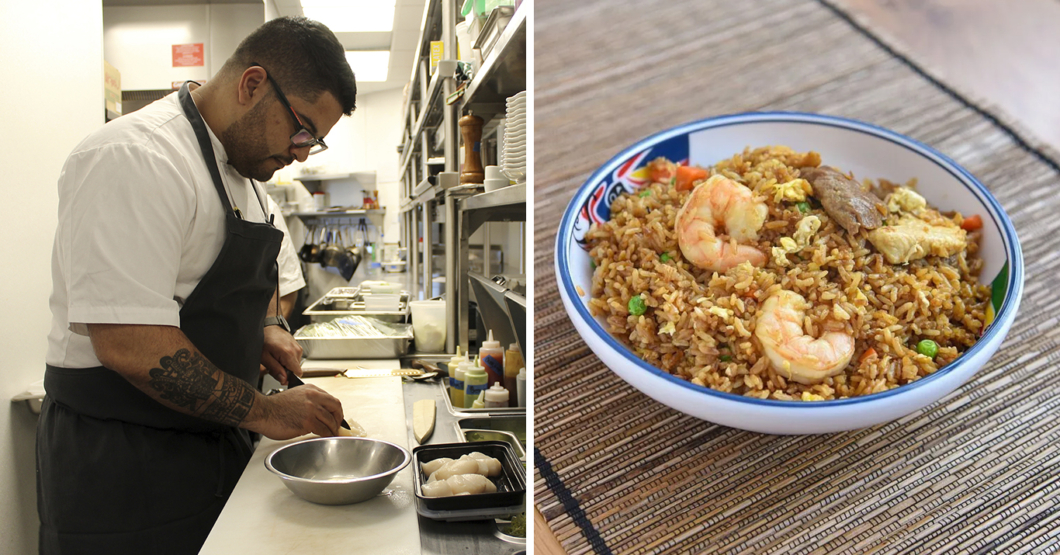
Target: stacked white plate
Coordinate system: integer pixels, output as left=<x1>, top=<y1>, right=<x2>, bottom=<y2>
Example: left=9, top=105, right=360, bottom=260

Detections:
left=502, top=91, right=526, bottom=182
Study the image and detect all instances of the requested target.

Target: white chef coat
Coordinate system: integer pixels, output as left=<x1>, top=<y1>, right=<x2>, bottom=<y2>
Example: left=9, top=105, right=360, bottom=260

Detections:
left=266, top=195, right=306, bottom=298
left=47, top=91, right=277, bottom=369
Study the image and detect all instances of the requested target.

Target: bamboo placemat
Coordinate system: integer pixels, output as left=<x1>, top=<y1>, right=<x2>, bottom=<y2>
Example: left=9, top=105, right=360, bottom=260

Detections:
left=532, top=1, right=1060, bottom=553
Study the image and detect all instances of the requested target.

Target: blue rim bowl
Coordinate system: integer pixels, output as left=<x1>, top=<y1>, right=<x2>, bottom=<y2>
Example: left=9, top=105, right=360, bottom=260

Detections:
left=555, top=112, right=1024, bottom=434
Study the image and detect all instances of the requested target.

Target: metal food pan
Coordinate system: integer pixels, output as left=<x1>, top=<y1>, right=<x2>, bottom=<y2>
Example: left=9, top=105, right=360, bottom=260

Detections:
left=295, top=333, right=411, bottom=360
left=302, top=293, right=410, bottom=323
left=412, top=441, right=525, bottom=513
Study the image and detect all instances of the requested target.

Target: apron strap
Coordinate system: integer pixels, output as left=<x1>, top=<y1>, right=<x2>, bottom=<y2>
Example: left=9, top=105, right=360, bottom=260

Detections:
left=178, top=82, right=236, bottom=217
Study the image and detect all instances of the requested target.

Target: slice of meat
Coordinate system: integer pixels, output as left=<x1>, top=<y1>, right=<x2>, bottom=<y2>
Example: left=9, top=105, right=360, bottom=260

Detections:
left=801, top=166, right=886, bottom=235
left=866, top=215, right=968, bottom=264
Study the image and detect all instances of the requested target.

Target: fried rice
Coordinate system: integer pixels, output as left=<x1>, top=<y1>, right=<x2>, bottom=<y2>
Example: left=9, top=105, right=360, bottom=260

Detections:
left=585, top=146, right=991, bottom=401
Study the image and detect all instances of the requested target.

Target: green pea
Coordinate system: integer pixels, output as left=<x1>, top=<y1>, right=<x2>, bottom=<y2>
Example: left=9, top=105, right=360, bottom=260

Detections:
left=660, top=253, right=672, bottom=263
left=590, top=260, right=596, bottom=270
left=638, top=189, right=652, bottom=198
left=796, top=201, right=811, bottom=213
left=719, top=355, right=733, bottom=362
left=628, top=295, right=647, bottom=316
left=916, top=339, right=939, bottom=359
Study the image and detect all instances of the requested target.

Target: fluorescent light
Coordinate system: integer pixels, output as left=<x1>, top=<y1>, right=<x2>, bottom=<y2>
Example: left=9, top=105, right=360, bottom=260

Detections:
left=345, top=51, right=390, bottom=82
left=301, top=0, right=396, bottom=33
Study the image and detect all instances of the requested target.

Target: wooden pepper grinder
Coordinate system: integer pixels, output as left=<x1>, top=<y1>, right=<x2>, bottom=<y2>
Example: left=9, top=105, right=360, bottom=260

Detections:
left=459, top=113, right=485, bottom=184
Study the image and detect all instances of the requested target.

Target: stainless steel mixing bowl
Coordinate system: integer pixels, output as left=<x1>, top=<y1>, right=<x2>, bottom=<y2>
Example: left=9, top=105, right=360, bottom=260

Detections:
left=265, top=437, right=411, bottom=505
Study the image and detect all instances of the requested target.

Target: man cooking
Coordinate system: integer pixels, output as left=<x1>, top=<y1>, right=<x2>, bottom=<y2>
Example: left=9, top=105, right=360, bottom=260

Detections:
left=38, top=16, right=357, bottom=555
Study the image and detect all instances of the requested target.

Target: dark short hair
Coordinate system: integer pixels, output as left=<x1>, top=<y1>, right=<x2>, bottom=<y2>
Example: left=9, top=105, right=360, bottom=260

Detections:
left=223, top=16, right=357, bottom=115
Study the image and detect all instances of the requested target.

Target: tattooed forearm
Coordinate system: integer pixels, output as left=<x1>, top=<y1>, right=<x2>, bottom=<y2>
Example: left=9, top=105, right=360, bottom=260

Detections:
left=148, top=349, right=255, bottom=427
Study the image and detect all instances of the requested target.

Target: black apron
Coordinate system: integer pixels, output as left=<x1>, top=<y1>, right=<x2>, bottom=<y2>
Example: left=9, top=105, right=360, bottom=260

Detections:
left=37, top=83, right=283, bottom=555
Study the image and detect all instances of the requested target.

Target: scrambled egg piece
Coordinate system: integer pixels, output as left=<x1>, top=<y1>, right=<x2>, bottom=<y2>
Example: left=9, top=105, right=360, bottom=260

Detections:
left=659, top=321, right=676, bottom=335
left=708, top=306, right=733, bottom=320
left=801, top=392, right=826, bottom=402
left=773, top=178, right=813, bottom=203
left=793, top=215, right=822, bottom=244
left=886, top=187, right=928, bottom=214
left=771, top=215, right=822, bottom=267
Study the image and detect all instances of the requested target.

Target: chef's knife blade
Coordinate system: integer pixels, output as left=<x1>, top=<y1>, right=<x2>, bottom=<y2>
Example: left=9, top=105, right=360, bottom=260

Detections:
left=299, top=368, right=426, bottom=378
left=285, top=371, right=352, bottom=430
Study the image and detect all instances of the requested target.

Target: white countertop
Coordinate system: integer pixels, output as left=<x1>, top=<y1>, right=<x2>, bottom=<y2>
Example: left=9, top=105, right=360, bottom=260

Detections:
left=200, top=359, right=422, bottom=555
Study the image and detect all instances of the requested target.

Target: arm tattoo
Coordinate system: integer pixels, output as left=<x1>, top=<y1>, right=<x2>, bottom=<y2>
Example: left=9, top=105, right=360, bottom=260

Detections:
left=148, top=349, right=255, bottom=427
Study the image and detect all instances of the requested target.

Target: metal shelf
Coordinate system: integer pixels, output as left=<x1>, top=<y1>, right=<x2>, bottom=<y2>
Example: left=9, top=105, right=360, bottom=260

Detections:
left=459, top=184, right=525, bottom=233
left=460, top=0, right=528, bottom=120
left=399, top=0, right=446, bottom=129
left=398, top=62, right=456, bottom=177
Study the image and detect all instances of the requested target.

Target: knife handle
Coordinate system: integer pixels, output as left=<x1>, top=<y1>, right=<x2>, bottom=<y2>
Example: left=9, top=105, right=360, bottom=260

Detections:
left=285, top=370, right=351, bottom=430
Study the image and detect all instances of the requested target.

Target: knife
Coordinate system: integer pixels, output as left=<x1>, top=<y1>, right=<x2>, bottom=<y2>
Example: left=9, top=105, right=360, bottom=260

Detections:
left=285, top=371, right=352, bottom=430
left=300, top=367, right=426, bottom=378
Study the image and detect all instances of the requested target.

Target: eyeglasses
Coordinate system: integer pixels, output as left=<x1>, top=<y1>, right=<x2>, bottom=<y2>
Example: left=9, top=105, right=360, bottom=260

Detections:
left=256, top=65, right=328, bottom=155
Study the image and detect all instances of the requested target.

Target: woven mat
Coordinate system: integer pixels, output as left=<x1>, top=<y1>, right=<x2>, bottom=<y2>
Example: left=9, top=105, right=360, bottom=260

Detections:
left=532, top=1, right=1060, bottom=553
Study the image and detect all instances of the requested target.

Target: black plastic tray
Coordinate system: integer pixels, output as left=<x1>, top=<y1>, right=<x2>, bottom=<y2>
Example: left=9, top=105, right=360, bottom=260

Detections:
left=412, top=441, right=525, bottom=512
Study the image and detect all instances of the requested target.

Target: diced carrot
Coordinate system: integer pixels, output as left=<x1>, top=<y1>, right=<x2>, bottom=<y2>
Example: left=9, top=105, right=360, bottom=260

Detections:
left=961, top=214, right=983, bottom=231
left=859, top=347, right=877, bottom=363
left=675, top=165, right=709, bottom=191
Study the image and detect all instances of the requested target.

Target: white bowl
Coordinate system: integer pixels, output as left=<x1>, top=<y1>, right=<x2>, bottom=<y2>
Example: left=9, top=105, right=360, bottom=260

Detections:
left=555, top=112, right=1024, bottom=435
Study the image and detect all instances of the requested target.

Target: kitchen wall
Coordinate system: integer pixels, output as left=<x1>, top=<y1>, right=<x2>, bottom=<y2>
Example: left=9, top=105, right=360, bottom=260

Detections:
left=103, top=3, right=264, bottom=90
left=0, top=2, right=104, bottom=552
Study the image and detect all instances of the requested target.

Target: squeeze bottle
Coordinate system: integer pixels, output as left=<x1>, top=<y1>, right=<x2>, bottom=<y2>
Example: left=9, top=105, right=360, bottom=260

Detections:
left=516, top=367, right=526, bottom=408
left=463, top=359, right=488, bottom=409
left=453, top=354, right=473, bottom=409
left=471, top=392, right=485, bottom=409
left=447, top=346, right=464, bottom=407
left=484, top=383, right=509, bottom=408
left=504, top=344, right=523, bottom=407
left=479, top=330, right=504, bottom=388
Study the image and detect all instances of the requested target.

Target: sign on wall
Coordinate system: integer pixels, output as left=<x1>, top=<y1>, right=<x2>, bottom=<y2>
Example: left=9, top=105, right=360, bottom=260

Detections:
left=172, top=43, right=204, bottom=67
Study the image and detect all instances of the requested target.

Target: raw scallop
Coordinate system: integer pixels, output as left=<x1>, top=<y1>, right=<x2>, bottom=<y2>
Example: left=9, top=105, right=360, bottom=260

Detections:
left=420, top=479, right=454, bottom=498
left=336, top=420, right=367, bottom=437
left=420, top=457, right=452, bottom=476
left=445, top=473, right=498, bottom=496
left=428, top=458, right=483, bottom=482
left=466, top=452, right=503, bottom=477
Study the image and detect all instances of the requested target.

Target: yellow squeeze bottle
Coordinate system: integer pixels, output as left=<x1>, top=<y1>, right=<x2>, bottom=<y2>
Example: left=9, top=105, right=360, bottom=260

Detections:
left=463, top=358, right=488, bottom=409
left=447, top=346, right=464, bottom=407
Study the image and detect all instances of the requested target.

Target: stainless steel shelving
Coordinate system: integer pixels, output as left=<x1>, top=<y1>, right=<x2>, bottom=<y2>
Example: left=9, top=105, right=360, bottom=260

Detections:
left=460, top=3, right=528, bottom=121
left=448, top=184, right=526, bottom=351
left=398, top=0, right=528, bottom=354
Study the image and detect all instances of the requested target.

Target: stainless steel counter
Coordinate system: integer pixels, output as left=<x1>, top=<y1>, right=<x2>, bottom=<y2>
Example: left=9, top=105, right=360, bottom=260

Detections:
left=401, top=374, right=526, bottom=555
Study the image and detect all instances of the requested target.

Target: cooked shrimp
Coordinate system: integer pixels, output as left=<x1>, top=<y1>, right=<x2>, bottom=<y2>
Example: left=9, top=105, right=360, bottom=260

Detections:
left=754, top=290, right=855, bottom=385
left=676, top=175, right=768, bottom=272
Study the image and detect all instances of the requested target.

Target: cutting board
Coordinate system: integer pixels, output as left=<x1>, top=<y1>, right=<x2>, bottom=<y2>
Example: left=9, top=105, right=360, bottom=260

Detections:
left=200, top=359, right=421, bottom=555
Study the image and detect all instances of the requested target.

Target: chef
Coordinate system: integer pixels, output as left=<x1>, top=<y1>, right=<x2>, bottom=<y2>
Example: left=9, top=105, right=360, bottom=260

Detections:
left=38, top=17, right=358, bottom=555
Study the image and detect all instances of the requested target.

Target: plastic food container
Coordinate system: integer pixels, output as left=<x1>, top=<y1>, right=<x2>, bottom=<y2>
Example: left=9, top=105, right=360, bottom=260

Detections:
left=412, top=441, right=525, bottom=516
left=410, top=300, right=447, bottom=353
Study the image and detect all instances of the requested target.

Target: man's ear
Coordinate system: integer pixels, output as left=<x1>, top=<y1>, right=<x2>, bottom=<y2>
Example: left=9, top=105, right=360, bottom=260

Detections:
left=236, top=66, right=269, bottom=106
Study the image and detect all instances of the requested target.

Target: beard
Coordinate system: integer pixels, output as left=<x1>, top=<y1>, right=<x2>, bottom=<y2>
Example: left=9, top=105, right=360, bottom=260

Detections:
left=221, top=98, right=293, bottom=181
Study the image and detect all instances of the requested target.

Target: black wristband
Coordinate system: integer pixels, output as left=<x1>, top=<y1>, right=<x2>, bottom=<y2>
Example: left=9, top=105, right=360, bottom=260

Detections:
left=263, top=315, right=291, bottom=333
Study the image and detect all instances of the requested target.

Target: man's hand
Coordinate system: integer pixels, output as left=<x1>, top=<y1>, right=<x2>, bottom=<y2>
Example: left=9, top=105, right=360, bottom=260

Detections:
left=245, top=384, right=344, bottom=439
left=262, top=325, right=303, bottom=385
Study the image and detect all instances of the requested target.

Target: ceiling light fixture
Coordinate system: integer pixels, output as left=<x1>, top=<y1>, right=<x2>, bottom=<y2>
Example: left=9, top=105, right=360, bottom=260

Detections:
left=300, top=0, right=396, bottom=33
left=345, top=51, right=390, bottom=82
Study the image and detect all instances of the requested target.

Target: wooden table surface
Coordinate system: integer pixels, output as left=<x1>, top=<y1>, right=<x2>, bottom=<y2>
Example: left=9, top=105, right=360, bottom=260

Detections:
left=532, top=0, right=1060, bottom=552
